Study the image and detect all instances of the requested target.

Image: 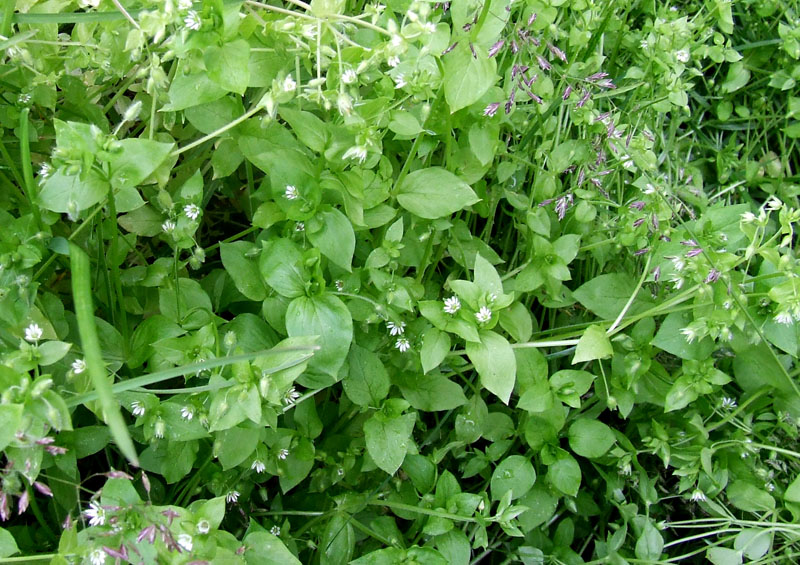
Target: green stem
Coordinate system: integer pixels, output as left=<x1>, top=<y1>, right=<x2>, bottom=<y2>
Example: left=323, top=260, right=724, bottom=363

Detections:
left=367, top=500, right=479, bottom=523
left=18, top=108, right=41, bottom=229
left=70, top=242, right=139, bottom=467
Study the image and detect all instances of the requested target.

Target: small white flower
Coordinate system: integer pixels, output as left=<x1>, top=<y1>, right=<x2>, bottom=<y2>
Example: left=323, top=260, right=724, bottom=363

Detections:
left=178, top=0, right=193, bottom=9
left=180, top=406, right=194, bottom=420
left=226, top=490, right=240, bottom=504
left=184, top=204, right=201, bottom=221
left=24, top=323, right=43, bottom=343
left=393, top=73, right=407, bottom=89
left=741, top=211, right=757, bottom=223
left=283, top=386, right=301, bottom=405
left=387, top=321, right=405, bottom=336
left=295, top=222, right=305, bottom=232
left=184, top=10, right=202, bottom=31
left=421, top=21, right=436, bottom=33
left=680, top=326, right=698, bottom=343
left=162, top=220, right=176, bottom=233
left=270, top=525, right=281, bottom=536
left=337, top=92, right=353, bottom=116
left=38, top=162, right=53, bottom=179
left=84, top=501, right=105, bottom=526
left=690, top=489, right=706, bottom=502
left=774, top=310, right=794, bottom=325
left=131, top=401, right=145, bottom=418
left=223, top=330, right=237, bottom=349
left=284, top=184, right=299, bottom=200
left=387, top=55, right=400, bottom=67
left=177, top=533, right=193, bottom=552
left=443, top=296, right=461, bottom=314
left=342, top=145, right=368, bottom=163
left=154, top=418, right=166, bottom=439
left=640, top=39, right=649, bottom=50
left=766, top=482, right=775, bottom=492
left=721, top=397, right=737, bottom=410
left=283, top=74, right=297, bottom=92
left=334, top=280, right=344, bottom=292
left=765, top=196, right=783, bottom=211
left=341, top=69, right=358, bottom=84
left=88, top=548, right=106, bottom=565
left=251, top=459, right=266, bottom=473
left=395, top=338, right=411, bottom=352
left=71, top=358, right=87, bottom=374
left=675, top=49, right=690, bottom=63
left=277, top=448, right=289, bottom=460
left=670, top=274, right=684, bottom=290
left=669, top=255, right=686, bottom=272
left=475, top=306, right=492, bottom=323
left=196, top=519, right=211, bottom=534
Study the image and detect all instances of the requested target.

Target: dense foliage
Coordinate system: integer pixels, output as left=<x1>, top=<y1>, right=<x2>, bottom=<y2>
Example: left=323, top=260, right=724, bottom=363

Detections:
left=0, top=0, right=799, bottom=563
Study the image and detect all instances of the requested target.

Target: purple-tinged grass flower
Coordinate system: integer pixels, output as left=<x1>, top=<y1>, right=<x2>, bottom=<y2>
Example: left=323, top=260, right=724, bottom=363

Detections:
left=488, top=40, right=504, bottom=57
left=704, top=269, right=721, bottom=284
left=484, top=102, right=500, bottom=117
left=535, top=54, right=551, bottom=71
left=547, top=42, right=567, bottom=63
left=441, top=42, right=458, bottom=55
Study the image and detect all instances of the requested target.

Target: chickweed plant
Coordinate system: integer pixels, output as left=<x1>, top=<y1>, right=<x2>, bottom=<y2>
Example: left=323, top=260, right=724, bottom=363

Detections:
left=0, top=0, right=798, bottom=563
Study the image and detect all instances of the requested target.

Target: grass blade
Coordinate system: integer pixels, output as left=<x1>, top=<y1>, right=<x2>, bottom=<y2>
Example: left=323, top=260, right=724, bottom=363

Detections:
left=69, top=242, right=139, bottom=467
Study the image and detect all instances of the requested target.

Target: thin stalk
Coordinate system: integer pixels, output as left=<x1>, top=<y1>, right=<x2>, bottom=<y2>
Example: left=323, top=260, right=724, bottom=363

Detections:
left=170, top=103, right=264, bottom=157
left=366, top=500, right=479, bottom=523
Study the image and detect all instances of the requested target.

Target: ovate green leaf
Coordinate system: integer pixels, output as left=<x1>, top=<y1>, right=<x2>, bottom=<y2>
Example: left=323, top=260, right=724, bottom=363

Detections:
left=396, top=168, right=480, bottom=219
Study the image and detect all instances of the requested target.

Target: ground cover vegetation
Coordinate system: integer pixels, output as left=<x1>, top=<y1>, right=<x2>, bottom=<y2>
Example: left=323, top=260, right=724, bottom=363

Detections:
left=0, top=0, right=799, bottom=562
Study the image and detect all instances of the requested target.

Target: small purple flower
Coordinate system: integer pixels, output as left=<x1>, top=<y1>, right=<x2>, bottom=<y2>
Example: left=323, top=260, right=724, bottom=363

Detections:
left=651, top=214, right=659, bottom=230
left=704, top=269, right=721, bottom=283
left=577, top=169, right=585, bottom=185
left=633, top=218, right=645, bottom=228
left=595, top=112, right=611, bottom=122
left=138, top=525, right=157, bottom=544
left=488, top=40, right=504, bottom=57
left=441, top=42, right=458, bottom=55
left=528, top=13, right=537, bottom=25
left=634, top=248, right=649, bottom=256
left=510, top=40, right=519, bottom=54
left=555, top=194, right=573, bottom=220
left=469, top=43, right=477, bottom=59
left=629, top=201, right=646, bottom=210
left=686, top=247, right=703, bottom=258
left=483, top=102, right=500, bottom=117
left=576, top=89, right=591, bottom=108
left=587, top=72, right=609, bottom=81
left=505, top=100, right=513, bottom=114
left=562, top=85, right=573, bottom=100
left=526, top=91, right=543, bottom=104
left=681, top=239, right=699, bottom=247
left=18, top=490, right=29, bottom=514
left=34, top=482, right=53, bottom=497
left=653, top=266, right=661, bottom=282
left=547, top=42, right=567, bottom=63
left=103, top=545, right=129, bottom=560
left=105, top=471, right=133, bottom=480
left=535, top=54, right=551, bottom=71
left=597, top=79, right=616, bottom=89
left=590, top=178, right=603, bottom=189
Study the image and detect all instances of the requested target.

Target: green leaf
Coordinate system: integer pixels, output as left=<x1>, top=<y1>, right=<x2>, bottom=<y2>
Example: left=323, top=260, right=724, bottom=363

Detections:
left=435, top=529, right=471, bottom=565
left=204, top=39, right=250, bottom=94
left=491, top=455, right=536, bottom=501
left=279, top=107, right=328, bottom=152
left=364, top=412, right=416, bottom=475
left=118, top=204, right=163, bottom=237
left=727, top=481, right=775, bottom=512
left=635, top=522, right=664, bottom=560
left=568, top=419, right=616, bottom=459
left=306, top=207, right=355, bottom=271
left=466, top=330, right=516, bottom=404
left=419, top=301, right=480, bottom=343
left=389, top=110, right=423, bottom=136
left=0, top=527, right=19, bottom=558
left=108, top=138, right=174, bottom=190
left=259, top=239, right=307, bottom=298
left=342, top=345, right=390, bottom=406
left=664, top=375, right=699, bottom=413
left=37, top=340, right=72, bottom=365
left=185, top=96, right=243, bottom=135
left=785, top=474, right=800, bottom=503
left=0, top=405, right=22, bottom=452
left=573, top=273, right=655, bottom=320
left=396, top=373, right=467, bottom=412
left=163, top=72, right=228, bottom=111
left=216, top=426, right=261, bottom=470
left=572, top=324, right=613, bottom=364
left=285, top=294, right=352, bottom=383
left=220, top=241, right=268, bottom=301
left=546, top=456, right=581, bottom=497
left=721, top=62, right=750, bottom=94
left=396, top=168, right=480, bottom=219
left=38, top=168, right=109, bottom=213
left=420, top=328, right=451, bottom=374
left=652, top=312, right=714, bottom=360
left=244, top=532, right=301, bottom=565
left=321, top=512, right=355, bottom=565
left=707, top=547, right=743, bottom=565
left=444, top=43, right=497, bottom=113
left=550, top=370, right=594, bottom=409
left=499, top=302, right=532, bottom=343
left=158, top=278, right=213, bottom=330
left=548, top=140, right=593, bottom=172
